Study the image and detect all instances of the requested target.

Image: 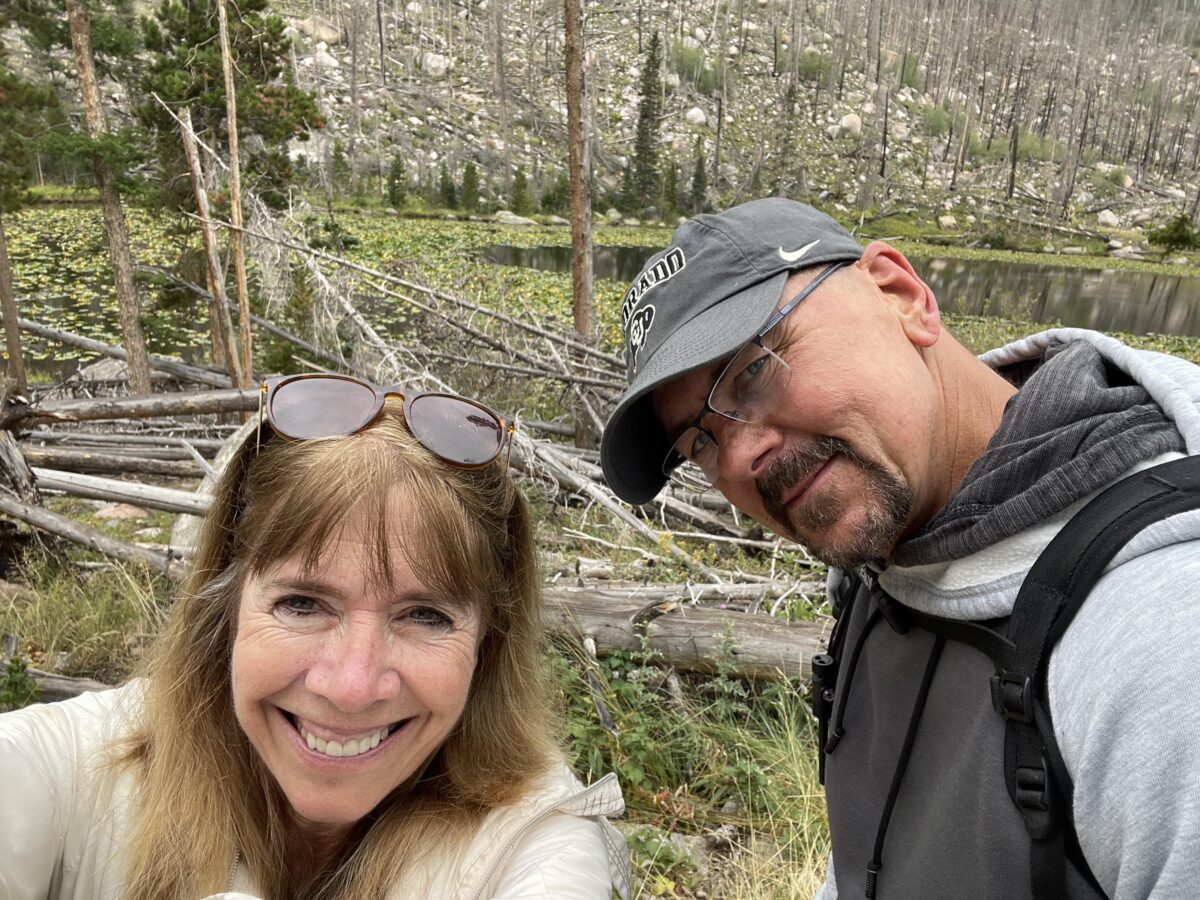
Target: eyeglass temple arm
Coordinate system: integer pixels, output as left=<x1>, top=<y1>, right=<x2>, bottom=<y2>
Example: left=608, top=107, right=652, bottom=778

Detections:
left=758, top=262, right=844, bottom=334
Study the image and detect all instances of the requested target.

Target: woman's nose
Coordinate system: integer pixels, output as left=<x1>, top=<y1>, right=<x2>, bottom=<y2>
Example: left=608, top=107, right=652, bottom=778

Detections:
left=306, top=620, right=402, bottom=713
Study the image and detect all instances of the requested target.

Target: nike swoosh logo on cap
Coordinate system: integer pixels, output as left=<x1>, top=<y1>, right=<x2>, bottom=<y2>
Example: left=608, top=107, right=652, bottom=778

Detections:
left=777, top=239, right=820, bottom=263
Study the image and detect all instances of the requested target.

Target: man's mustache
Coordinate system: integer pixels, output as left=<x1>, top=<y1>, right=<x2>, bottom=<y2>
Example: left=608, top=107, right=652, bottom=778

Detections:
left=757, top=436, right=845, bottom=511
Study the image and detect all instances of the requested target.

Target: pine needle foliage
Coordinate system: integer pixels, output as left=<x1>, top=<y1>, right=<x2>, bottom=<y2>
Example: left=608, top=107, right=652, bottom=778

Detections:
left=632, top=32, right=663, bottom=214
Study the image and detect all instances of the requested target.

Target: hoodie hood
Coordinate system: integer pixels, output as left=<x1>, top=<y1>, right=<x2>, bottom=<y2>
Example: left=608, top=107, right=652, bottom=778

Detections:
left=872, top=328, right=1200, bottom=620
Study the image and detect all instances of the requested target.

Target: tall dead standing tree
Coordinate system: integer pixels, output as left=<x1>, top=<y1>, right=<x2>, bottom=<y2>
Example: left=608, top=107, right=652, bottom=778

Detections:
left=565, top=0, right=595, bottom=449
left=65, top=0, right=153, bottom=396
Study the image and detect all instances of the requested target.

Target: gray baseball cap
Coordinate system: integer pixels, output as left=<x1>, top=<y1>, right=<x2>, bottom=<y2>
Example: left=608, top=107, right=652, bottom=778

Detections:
left=600, top=197, right=864, bottom=504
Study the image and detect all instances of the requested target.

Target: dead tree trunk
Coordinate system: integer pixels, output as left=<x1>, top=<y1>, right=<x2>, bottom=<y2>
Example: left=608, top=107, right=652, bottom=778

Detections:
left=0, top=214, right=25, bottom=395
left=216, top=0, right=254, bottom=382
left=179, top=109, right=245, bottom=389
left=564, top=0, right=595, bottom=450
left=65, top=0, right=153, bottom=397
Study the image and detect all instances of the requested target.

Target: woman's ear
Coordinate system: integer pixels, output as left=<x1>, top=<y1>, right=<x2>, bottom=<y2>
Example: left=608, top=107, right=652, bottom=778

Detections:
left=857, top=240, right=941, bottom=348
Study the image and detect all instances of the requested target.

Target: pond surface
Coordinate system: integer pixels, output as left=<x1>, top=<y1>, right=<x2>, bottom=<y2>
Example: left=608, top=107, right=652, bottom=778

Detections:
left=485, top=245, right=1200, bottom=338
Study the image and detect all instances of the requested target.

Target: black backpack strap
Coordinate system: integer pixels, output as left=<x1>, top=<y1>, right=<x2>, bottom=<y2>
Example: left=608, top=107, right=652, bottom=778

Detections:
left=898, top=455, right=1200, bottom=899
left=812, top=569, right=863, bottom=785
left=1001, top=455, right=1200, bottom=898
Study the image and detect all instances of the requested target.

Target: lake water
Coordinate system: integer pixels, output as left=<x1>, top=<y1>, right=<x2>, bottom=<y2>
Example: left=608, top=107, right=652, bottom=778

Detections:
left=484, top=245, right=1200, bottom=338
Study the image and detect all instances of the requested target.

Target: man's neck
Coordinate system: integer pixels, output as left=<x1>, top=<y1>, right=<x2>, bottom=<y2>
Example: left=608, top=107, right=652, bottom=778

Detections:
left=925, top=338, right=1018, bottom=524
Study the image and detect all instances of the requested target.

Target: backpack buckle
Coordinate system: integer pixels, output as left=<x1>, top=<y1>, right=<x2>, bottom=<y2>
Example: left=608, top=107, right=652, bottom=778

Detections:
left=990, top=671, right=1034, bottom=723
left=1015, top=757, right=1055, bottom=839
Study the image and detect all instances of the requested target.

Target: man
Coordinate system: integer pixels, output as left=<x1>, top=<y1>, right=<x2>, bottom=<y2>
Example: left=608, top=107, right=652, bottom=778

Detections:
left=600, top=197, right=1200, bottom=899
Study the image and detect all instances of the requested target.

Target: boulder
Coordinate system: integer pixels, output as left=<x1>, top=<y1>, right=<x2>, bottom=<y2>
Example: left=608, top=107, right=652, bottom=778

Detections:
left=825, top=124, right=842, bottom=140
left=838, top=113, right=862, bottom=139
left=685, top=106, right=707, bottom=127
left=937, top=215, right=958, bottom=230
left=1042, top=244, right=1056, bottom=253
left=312, top=49, right=339, bottom=69
left=1131, top=209, right=1154, bottom=226
left=494, top=210, right=537, bottom=226
left=296, top=15, right=341, bottom=45
left=1110, top=245, right=1146, bottom=260
left=604, top=207, right=622, bottom=223
left=1061, top=246, right=1087, bottom=255
left=420, top=51, right=450, bottom=77
left=1167, top=256, right=1190, bottom=266
left=1106, top=239, right=1124, bottom=250
left=546, top=215, right=569, bottom=226
left=622, top=217, right=641, bottom=227
left=1097, top=209, right=1120, bottom=228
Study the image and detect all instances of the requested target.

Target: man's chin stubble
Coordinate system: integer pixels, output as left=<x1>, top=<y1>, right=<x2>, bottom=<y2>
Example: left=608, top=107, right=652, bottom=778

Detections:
left=757, top=437, right=913, bottom=570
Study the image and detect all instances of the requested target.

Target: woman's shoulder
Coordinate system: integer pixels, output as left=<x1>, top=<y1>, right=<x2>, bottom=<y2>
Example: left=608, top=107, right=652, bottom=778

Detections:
left=0, top=680, right=145, bottom=750
left=453, top=760, right=631, bottom=900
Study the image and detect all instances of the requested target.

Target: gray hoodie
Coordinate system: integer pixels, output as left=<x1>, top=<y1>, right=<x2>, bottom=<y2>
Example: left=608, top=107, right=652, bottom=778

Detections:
left=818, top=329, right=1200, bottom=899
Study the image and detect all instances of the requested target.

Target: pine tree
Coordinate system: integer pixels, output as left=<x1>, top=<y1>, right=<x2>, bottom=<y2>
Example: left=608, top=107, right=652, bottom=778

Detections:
left=331, top=140, right=350, bottom=196
left=618, top=164, right=636, bottom=214
left=461, top=161, right=480, bottom=211
left=540, top=170, right=570, bottom=214
left=386, top=155, right=407, bottom=208
left=631, top=32, right=663, bottom=213
left=438, top=161, right=458, bottom=208
left=690, top=138, right=708, bottom=214
left=510, top=166, right=534, bottom=216
left=663, top=162, right=680, bottom=217
left=138, top=0, right=323, bottom=210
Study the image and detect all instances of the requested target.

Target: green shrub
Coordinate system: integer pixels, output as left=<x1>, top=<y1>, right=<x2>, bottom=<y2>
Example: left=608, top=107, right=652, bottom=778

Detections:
left=0, top=655, right=38, bottom=711
left=1147, top=215, right=1200, bottom=254
left=670, top=41, right=717, bottom=95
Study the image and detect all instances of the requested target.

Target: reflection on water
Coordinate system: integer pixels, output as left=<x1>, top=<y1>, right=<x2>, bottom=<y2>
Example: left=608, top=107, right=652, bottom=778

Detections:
left=485, top=245, right=1200, bottom=338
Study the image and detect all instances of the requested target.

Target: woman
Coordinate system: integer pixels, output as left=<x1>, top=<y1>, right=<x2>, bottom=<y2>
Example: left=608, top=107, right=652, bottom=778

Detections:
left=0, top=374, right=630, bottom=899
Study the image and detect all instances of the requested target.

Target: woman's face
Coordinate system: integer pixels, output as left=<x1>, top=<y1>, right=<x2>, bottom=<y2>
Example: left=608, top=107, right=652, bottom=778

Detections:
left=230, top=498, right=483, bottom=835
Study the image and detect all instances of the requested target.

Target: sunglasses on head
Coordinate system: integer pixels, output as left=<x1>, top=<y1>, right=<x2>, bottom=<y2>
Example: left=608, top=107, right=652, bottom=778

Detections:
left=257, top=374, right=516, bottom=469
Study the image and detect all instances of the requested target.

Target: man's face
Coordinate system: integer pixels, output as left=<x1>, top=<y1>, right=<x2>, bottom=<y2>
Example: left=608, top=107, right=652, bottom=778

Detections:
left=652, top=262, right=942, bottom=568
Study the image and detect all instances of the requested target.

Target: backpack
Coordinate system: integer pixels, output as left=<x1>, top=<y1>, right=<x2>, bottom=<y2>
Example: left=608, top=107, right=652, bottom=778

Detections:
left=811, top=454, right=1200, bottom=899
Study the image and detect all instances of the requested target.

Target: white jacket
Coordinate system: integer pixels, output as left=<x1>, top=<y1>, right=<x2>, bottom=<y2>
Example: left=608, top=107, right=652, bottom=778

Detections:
left=0, top=684, right=631, bottom=900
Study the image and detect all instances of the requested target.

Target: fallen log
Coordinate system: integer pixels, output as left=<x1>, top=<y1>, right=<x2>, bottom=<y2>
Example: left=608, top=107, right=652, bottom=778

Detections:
left=25, top=430, right=226, bottom=453
left=29, top=668, right=114, bottom=703
left=0, top=493, right=187, bottom=580
left=544, top=585, right=826, bottom=680
left=24, top=443, right=212, bottom=462
left=5, top=388, right=259, bottom=430
left=31, top=468, right=211, bottom=517
left=22, top=447, right=204, bottom=479
left=9, top=316, right=232, bottom=388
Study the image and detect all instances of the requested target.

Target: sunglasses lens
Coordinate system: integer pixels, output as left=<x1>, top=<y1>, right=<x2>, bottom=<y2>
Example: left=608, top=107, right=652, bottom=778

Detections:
left=408, top=394, right=504, bottom=466
left=271, top=378, right=378, bottom=439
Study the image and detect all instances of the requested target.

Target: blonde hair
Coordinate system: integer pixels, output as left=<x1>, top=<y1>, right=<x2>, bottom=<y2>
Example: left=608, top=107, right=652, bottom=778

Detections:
left=119, top=408, right=555, bottom=899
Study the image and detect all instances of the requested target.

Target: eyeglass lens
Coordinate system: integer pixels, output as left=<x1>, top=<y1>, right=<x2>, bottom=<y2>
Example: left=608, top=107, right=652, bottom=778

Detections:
left=407, top=394, right=504, bottom=466
left=271, top=378, right=378, bottom=439
left=710, top=344, right=791, bottom=423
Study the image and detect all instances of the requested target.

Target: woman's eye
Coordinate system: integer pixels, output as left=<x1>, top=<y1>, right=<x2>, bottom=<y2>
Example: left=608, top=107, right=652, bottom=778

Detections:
left=277, top=595, right=320, bottom=616
left=408, top=606, right=453, bottom=629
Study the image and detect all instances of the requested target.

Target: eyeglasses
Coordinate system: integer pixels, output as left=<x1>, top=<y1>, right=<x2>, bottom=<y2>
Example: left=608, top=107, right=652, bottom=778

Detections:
left=662, top=263, right=844, bottom=491
left=258, top=374, right=515, bottom=469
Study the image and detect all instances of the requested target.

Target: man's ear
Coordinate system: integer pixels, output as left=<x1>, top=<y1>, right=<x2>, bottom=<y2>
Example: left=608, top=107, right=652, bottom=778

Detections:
left=857, top=241, right=941, bottom=348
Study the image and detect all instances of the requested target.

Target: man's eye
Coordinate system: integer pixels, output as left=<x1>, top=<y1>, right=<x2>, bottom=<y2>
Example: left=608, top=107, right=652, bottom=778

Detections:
left=689, top=428, right=712, bottom=458
left=738, top=354, right=769, bottom=385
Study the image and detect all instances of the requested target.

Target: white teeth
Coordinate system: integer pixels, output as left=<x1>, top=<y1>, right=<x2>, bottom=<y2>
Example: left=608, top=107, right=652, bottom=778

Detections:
left=296, top=721, right=393, bottom=759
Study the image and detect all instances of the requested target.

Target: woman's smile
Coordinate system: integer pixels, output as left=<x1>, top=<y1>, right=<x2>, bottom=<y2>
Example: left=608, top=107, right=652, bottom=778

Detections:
left=281, top=708, right=414, bottom=761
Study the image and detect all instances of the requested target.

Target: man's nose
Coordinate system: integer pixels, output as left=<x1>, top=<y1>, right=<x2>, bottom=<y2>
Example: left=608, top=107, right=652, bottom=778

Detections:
left=714, top=417, right=783, bottom=483
left=306, top=619, right=402, bottom=713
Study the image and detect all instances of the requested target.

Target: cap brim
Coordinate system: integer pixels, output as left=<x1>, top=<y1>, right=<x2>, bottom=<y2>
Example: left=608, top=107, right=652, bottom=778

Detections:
left=601, top=270, right=789, bottom=504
